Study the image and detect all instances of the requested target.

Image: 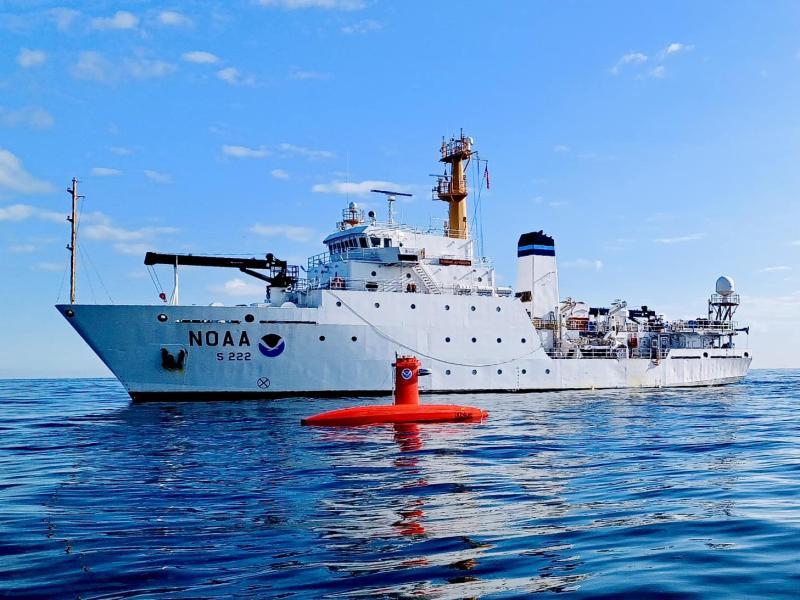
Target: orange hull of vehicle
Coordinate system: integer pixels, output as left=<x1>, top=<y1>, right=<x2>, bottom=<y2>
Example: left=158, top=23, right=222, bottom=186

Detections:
left=301, top=404, right=488, bottom=427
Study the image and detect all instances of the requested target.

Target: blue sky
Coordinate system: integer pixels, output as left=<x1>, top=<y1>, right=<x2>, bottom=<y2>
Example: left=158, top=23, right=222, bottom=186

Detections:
left=1, top=0, right=799, bottom=377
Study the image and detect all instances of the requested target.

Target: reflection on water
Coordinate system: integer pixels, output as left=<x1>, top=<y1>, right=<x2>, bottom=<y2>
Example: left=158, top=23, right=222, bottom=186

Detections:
left=1, top=371, right=800, bottom=598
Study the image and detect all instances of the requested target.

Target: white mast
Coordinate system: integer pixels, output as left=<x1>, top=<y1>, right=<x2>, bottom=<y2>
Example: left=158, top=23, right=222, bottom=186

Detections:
left=66, top=178, right=83, bottom=304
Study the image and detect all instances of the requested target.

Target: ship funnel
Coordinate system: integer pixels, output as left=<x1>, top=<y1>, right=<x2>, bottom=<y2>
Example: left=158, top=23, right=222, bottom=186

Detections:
left=515, top=231, right=559, bottom=321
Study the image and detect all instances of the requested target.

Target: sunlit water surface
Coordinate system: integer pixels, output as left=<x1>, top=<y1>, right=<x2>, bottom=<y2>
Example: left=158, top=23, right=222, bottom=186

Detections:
left=1, top=370, right=799, bottom=599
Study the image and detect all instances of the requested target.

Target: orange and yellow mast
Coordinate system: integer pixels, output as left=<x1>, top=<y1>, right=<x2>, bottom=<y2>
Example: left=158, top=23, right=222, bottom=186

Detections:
left=434, top=132, right=473, bottom=239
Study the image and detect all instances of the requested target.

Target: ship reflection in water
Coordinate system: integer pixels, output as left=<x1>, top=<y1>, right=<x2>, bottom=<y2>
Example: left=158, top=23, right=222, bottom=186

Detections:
left=3, top=372, right=800, bottom=598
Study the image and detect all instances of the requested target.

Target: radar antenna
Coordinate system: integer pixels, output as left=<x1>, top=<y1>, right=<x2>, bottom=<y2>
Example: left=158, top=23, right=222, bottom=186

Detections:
left=370, top=189, right=412, bottom=225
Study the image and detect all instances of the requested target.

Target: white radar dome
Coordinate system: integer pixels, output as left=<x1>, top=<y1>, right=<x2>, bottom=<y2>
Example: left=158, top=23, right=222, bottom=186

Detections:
left=349, top=201, right=358, bottom=210
left=715, top=275, right=735, bottom=296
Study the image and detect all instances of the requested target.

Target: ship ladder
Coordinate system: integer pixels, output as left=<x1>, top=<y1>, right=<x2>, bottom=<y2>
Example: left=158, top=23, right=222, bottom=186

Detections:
left=412, top=264, right=441, bottom=294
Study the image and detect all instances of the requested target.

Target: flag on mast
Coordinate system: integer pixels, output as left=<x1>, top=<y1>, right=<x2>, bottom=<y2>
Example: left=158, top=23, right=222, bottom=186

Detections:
left=484, top=164, right=490, bottom=190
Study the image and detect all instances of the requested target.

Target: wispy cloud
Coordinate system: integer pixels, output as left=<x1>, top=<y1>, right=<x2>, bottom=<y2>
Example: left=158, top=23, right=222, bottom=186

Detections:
left=216, top=66, right=254, bottom=86
left=0, top=106, right=54, bottom=129
left=127, top=59, right=177, bottom=79
left=109, top=146, right=135, bottom=156
left=72, top=52, right=177, bottom=83
left=83, top=221, right=177, bottom=246
left=157, top=10, right=192, bottom=27
left=562, top=258, right=603, bottom=271
left=553, top=144, right=569, bottom=153
left=790, top=240, right=800, bottom=246
left=759, top=265, right=791, bottom=273
left=610, top=52, right=647, bottom=75
left=144, top=170, right=171, bottom=183
left=91, top=11, right=138, bottom=31
left=250, top=224, right=314, bottom=242
left=0, top=204, right=62, bottom=222
left=280, top=143, right=333, bottom=159
left=256, top=0, right=364, bottom=10
left=222, top=144, right=269, bottom=158
left=90, top=167, right=122, bottom=177
left=290, top=68, right=330, bottom=80
left=50, top=8, right=80, bottom=31
left=0, top=150, right=53, bottom=195
left=659, top=42, right=694, bottom=59
left=209, top=277, right=265, bottom=298
left=270, top=169, right=289, bottom=179
left=341, top=19, right=383, bottom=34
left=17, top=48, right=46, bottom=68
left=648, top=65, right=666, bottom=78
left=8, top=243, right=38, bottom=253
left=182, top=51, right=221, bottom=64
left=312, top=180, right=411, bottom=196
left=34, top=261, right=63, bottom=272
left=72, top=51, right=114, bottom=83
left=655, top=233, right=705, bottom=244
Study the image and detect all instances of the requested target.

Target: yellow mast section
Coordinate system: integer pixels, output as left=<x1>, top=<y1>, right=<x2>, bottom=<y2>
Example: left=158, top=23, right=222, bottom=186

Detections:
left=434, top=133, right=473, bottom=239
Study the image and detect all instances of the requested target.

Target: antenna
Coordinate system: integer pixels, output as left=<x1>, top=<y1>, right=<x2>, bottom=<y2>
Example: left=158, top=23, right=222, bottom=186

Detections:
left=66, top=177, right=85, bottom=304
left=370, top=189, right=412, bottom=225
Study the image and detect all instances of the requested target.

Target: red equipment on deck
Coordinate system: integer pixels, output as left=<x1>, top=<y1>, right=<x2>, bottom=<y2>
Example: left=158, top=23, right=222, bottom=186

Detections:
left=301, top=356, right=488, bottom=427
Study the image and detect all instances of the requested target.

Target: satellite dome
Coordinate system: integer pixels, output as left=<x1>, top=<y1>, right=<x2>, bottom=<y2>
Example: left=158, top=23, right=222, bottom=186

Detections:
left=349, top=201, right=358, bottom=210
left=715, top=275, right=735, bottom=296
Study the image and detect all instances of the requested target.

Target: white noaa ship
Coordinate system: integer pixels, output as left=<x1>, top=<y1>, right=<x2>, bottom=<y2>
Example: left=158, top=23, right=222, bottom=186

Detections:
left=57, top=134, right=751, bottom=400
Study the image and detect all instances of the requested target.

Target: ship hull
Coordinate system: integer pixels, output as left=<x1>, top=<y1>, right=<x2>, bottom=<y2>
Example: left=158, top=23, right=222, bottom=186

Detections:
left=56, top=291, right=751, bottom=401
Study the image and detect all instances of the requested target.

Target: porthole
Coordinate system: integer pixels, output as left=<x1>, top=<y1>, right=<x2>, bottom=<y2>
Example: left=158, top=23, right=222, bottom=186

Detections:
left=410, top=304, right=416, bottom=309
left=496, top=306, right=501, bottom=312
left=521, top=338, right=526, bottom=344
left=703, top=352, right=708, bottom=358
left=351, top=336, right=358, bottom=342
left=478, top=277, right=483, bottom=283
left=497, top=369, right=502, bottom=375
left=471, top=337, right=477, bottom=343
left=470, top=306, right=476, bottom=312
left=545, top=368, right=551, bottom=374
left=471, top=369, right=477, bottom=375
left=521, top=369, right=527, bottom=375
left=157, top=313, right=168, bottom=322
left=445, top=369, right=451, bottom=375
left=496, top=338, right=502, bottom=343
left=336, top=301, right=342, bottom=307
left=65, top=309, right=75, bottom=318
left=406, top=273, right=412, bottom=279
left=245, top=314, right=254, bottom=323
left=374, top=302, right=380, bottom=308
left=445, top=337, right=451, bottom=343
left=371, top=271, right=377, bottom=277
left=319, top=335, right=326, bottom=341
left=744, top=352, right=750, bottom=358
left=445, top=305, right=450, bottom=311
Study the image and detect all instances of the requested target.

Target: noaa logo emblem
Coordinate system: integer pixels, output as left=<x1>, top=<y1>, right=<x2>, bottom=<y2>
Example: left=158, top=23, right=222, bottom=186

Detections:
left=258, top=333, right=285, bottom=358
left=400, top=368, right=413, bottom=381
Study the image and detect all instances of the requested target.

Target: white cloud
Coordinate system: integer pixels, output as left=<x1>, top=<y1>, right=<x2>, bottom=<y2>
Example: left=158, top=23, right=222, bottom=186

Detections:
left=83, top=223, right=177, bottom=242
left=109, top=146, right=134, bottom=156
left=250, top=224, right=314, bottom=242
left=17, top=48, right=46, bottom=68
left=0, top=150, right=53, bottom=195
left=50, top=8, right=80, bottom=31
left=91, top=167, right=122, bottom=177
left=0, top=204, right=62, bottom=223
left=34, top=261, right=64, bottom=272
left=655, top=233, right=705, bottom=244
left=610, top=52, right=647, bottom=75
left=126, top=59, right=177, bottom=79
left=256, top=0, right=364, bottom=9
left=279, top=143, right=334, bottom=159
left=222, top=144, right=269, bottom=158
left=8, top=243, right=37, bottom=253
left=648, top=65, right=666, bottom=78
left=209, top=277, right=265, bottom=298
left=114, top=242, right=151, bottom=255
left=0, top=106, right=54, bottom=129
left=72, top=51, right=115, bottom=83
left=91, top=11, right=138, bottom=30
left=553, top=144, right=569, bottom=153
left=791, top=240, right=800, bottom=246
left=341, top=19, right=383, bottom=34
left=158, top=10, right=192, bottom=27
left=182, top=51, right=220, bottom=64
left=759, top=265, right=791, bottom=273
left=562, top=258, right=603, bottom=271
left=144, top=170, right=172, bottom=183
left=312, top=180, right=411, bottom=196
left=661, top=42, right=693, bottom=57
left=270, top=169, right=289, bottom=179
left=216, top=67, right=254, bottom=86
left=290, top=68, right=329, bottom=80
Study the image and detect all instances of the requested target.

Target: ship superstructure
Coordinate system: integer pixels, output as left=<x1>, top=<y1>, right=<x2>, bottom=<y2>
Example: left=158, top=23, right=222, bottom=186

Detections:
left=57, top=133, right=751, bottom=400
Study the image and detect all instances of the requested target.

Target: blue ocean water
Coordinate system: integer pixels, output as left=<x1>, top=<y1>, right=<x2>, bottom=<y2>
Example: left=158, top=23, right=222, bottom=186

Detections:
left=1, top=371, right=799, bottom=599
